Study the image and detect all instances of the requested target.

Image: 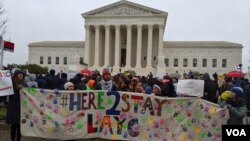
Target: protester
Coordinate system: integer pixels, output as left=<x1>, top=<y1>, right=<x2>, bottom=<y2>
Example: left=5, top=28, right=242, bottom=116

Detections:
left=112, top=74, right=121, bottom=89
left=117, top=76, right=130, bottom=91
left=220, top=87, right=247, bottom=125
left=63, top=82, right=75, bottom=141
left=161, top=76, right=175, bottom=97
left=188, top=70, right=194, bottom=79
left=152, top=84, right=163, bottom=97
left=144, top=78, right=154, bottom=94
left=86, top=79, right=95, bottom=90
left=132, top=80, right=144, bottom=93
left=45, top=69, right=59, bottom=90
left=220, top=77, right=235, bottom=94
left=202, top=73, right=217, bottom=103
left=95, top=68, right=117, bottom=91
left=36, top=73, right=46, bottom=89
left=64, top=82, right=75, bottom=91
left=58, top=73, right=68, bottom=90
left=24, top=74, right=37, bottom=88
left=70, top=74, right=86, bottom=90
left=6, top=70, right=25, bottom=141
left=172, top=77, right=178, bottom=96
left=147, top=72, right=153, bottom=79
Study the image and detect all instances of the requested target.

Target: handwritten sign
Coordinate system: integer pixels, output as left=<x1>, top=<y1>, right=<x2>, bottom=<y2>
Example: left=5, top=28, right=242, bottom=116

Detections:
left=0, top=70, right=14, bottom=96
left=20, top=88, right=228, bottom=140
left=177, top=80, right=204, bottom=97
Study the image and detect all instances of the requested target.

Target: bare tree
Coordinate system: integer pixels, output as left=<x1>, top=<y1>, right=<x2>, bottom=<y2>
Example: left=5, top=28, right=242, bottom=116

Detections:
left=0, top=0, right=8, bottom=36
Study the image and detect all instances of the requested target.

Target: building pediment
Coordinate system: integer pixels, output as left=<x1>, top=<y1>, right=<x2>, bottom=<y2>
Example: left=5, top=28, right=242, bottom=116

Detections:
left=82, top=0, right=167, bottom=17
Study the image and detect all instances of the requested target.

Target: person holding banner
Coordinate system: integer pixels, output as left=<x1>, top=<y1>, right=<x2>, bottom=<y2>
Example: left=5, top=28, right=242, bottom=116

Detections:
left=132, top=80, right=144, bottom=93
left=63, top=82, right=76, bottom=141
left=117, top=76, right=130, bottom=91
left=95, top=68, right=117, bottom=91
left=86, top=79, right=95, bottom=90
left=220, top=87, right=247, bottom=125
left=152, top=84, right=163, bottom=97
left=64, top=82, right=75, bottom=91
left=6, top=70, right=25, bottom=141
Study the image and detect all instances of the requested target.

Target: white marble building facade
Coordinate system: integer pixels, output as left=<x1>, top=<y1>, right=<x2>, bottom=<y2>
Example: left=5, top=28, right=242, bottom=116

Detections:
left=28, top=41, right=84, bottom=72
left=28, top=0, right=243, bottom=76
left=82, top=0, right=168, bottom=75
left=163, top=41, right=242, bottom=75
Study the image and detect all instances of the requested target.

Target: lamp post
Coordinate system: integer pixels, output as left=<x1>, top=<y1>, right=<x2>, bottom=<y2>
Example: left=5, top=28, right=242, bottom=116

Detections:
left=236, top=64, right=243, bottom=77
left=237, top=64, right=242, bottom=71
left=0, top=35, right=4, bottom=70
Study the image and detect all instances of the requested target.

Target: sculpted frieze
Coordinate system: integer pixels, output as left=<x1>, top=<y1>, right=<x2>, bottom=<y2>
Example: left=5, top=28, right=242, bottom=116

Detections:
left=92, top=5, right=156, bottom=16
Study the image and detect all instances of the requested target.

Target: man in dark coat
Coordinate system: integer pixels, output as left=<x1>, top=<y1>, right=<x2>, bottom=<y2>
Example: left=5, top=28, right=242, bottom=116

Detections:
left=45, top=69, right=59, bottom=90
left=95, top=68, right=117, bottom=91
left=203, top=73, right=218, bottom=103
left=58, top=73, right=68, bottom=90
left=6, top=70, right=25, bottom=141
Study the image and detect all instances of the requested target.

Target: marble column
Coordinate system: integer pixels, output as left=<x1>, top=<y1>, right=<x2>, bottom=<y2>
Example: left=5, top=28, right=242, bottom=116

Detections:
left=114, top=25, right=120, bottom=68
left=158, top=24, right=164, bottom=57
left=84, top=25, right=90, bottom=66
left=125, top=24, right=132, bottom=68
left=156, top=24, right=166, bottom=76
left=146, top=24, right=153, bottom=68
left=94, top=25, right=100, bottom=67
left=135, top=24, right=142, bottom=68
left=104, top=25, right=110, bottom=67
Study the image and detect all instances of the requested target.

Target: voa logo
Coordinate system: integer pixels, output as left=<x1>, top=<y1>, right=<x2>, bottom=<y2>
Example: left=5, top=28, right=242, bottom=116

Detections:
left=226, top=129, right=246, bottom=136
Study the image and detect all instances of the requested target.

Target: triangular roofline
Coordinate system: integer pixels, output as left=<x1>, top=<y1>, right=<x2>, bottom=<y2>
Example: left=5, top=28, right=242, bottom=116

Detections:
left=81, top=0, right=168, bottom=18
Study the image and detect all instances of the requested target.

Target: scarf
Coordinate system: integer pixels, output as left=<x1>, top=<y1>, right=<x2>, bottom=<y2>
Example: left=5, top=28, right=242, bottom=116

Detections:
left=101, top=80, right=113, bottom=91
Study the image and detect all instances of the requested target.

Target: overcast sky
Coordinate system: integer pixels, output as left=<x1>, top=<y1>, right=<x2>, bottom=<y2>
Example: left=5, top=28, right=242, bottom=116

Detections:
left=2, top=0, right=250, bottom=71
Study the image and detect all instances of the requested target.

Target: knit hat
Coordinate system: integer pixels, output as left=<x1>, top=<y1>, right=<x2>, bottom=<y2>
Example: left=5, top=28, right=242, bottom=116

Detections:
left=132, top=77, right=139, bottom=82
left=153, top=84, right=161, bottom=93
left=102, top=68, right=111, bottom=76
left=220, top=91, right=231, bottom=100
left=88, top=79, right=95, bottom=88
left=64, top=82, right=74, bottom=90
left=162, top=79, right=170, bottom=83
left=230, top=87, right=243, bottom=97
left=217, top=91, right=231, bottom=103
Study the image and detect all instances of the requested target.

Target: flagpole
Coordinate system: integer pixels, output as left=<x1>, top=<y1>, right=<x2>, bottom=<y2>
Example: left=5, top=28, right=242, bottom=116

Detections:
left=0, top=35, right=4, bottom=70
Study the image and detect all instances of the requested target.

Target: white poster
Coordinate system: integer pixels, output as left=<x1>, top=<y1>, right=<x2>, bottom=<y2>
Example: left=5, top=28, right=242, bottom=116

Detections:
left=177, top=79, right=204, bottom=97
left=0, top=70, right=14, bottom=96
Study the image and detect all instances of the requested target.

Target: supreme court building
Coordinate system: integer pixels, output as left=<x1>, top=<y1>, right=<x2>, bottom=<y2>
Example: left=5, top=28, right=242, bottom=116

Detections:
left=28, top=0, right=243, bottom=76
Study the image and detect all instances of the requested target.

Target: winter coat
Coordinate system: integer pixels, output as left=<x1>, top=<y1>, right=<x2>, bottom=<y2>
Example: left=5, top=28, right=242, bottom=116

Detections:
left=6, top=82, right=22, bottom=124
left=227, top=98, right=247, bottom=125
left=45, top=75, right=59, bottom=90
left=58, top=78, right=68, bottom=90
left=204, top=79, right=218, bottom=103
left=161, top=83, right=176, bottom=97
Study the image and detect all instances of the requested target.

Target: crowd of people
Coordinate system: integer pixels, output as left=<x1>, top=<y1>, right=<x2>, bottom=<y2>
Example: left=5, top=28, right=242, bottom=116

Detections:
left=0, top=68, right=250, bottom=141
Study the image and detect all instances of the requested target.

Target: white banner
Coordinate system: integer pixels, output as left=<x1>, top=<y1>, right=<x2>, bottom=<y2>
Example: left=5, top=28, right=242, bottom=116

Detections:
left=0, top=70, right=14, bottom=96
left=20, top=88, right=228, bottom=140
left=177, top=80, right=204, bottom=97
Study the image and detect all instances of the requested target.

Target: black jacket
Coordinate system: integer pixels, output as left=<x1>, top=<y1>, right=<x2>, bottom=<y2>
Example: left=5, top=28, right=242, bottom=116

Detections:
left=6, top=82, right=21, bottom=124
left=45, top=75, right=59, bottom=90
